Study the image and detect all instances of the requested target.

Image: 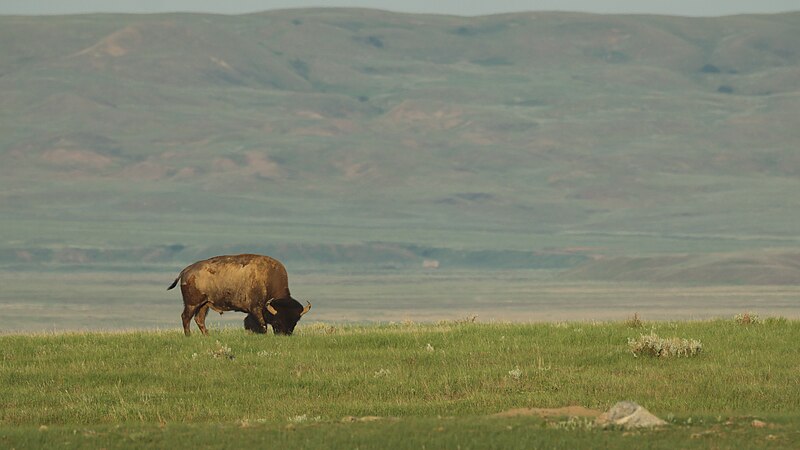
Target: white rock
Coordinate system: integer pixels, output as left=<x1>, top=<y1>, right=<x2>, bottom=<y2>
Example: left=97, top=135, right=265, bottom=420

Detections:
left=595, top=401, right=667, bottom=429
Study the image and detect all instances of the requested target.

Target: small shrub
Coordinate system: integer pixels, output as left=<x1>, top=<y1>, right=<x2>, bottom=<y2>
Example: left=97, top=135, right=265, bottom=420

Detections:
left=625, top=313, right=644, bottom=328
left=628, top=332, right=702, bottom=358
left=734, top=312, right=761, bottom=325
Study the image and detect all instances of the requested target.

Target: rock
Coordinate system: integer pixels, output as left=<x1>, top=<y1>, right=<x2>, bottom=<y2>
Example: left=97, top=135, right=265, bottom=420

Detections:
left=595, top=401, right=667, bottom=429
left=752, top=419, right=767, bottom=428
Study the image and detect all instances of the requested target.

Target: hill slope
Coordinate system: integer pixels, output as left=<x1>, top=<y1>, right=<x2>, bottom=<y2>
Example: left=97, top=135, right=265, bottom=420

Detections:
left=1, top=9, right=799, bottom=281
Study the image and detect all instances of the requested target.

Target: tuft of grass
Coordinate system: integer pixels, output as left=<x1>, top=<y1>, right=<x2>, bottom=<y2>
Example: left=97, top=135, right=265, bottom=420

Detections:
left=625, top=312, right=644, bottom=328
left=628, top=332, right=703, bottom=358
left=507, top=367, right=523, bottom=380
left=735, top=312, right=762, bottom=325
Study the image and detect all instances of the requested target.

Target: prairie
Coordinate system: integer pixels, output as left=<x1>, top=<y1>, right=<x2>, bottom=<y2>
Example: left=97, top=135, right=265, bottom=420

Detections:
left=1, top=320, right=798, bottom=448
left=2, top=9, right=800, bottom=447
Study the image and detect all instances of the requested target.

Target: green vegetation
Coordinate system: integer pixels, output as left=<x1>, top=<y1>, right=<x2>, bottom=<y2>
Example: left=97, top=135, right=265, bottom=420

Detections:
left=1, top=320, right=798, bottom=448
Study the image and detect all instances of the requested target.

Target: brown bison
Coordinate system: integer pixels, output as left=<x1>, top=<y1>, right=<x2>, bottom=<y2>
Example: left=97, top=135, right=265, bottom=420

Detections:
left=167, top=254, right=310, bottom=336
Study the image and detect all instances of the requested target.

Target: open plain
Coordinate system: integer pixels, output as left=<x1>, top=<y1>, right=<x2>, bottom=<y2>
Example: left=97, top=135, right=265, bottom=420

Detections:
left=1, top=7, right=799, bottom=448
left=2, top=320, right=799, bottom=448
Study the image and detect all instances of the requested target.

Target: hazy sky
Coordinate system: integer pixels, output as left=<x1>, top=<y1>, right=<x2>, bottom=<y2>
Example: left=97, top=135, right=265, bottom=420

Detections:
left=2, top=0, right=798, bottom=17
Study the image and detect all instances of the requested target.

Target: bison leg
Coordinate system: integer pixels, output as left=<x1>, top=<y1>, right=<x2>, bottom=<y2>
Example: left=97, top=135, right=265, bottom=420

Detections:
left=257, top=312, right=269, bottom=333
left=244, top=313, right=266, bottom=334
left=181, top=304, right=200, bottom=336
left=194, top=303, right=210, bottom=335
left=179, top=276, right=207, bottom=337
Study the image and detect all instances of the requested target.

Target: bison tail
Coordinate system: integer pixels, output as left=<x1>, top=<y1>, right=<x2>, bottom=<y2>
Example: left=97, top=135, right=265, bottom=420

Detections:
left=167, top=276, right=180, bottom=291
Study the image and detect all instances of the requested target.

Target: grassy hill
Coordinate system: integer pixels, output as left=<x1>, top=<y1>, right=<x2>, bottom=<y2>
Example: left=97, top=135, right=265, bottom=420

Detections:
left=1, top=9, right=800, bottom=281
left=563, top=250, right=800, bottom=285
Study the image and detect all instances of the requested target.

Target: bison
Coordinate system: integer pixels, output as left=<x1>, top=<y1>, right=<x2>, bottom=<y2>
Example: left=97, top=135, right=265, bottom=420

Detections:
left=167, top=254, right=310, bottom=336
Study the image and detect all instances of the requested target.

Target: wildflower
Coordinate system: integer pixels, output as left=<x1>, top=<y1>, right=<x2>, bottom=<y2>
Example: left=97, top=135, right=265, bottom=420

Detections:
left=210, top=341, right=235, bottom=360
left=288, top=414, right=321, bottom=423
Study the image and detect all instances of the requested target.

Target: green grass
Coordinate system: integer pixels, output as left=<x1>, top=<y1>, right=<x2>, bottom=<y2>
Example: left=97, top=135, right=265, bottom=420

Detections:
left=1, top=320, right=798, bottom=447
left=2, top=417, right=795, bottom=449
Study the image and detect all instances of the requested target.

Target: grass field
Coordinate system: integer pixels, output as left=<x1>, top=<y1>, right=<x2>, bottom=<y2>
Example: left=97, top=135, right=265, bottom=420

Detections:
left=1, top=320, right=798, bottom=448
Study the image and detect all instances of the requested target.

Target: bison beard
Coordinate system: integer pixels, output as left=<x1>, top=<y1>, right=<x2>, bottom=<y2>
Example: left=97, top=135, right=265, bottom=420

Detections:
left=167, top=254, right=311, bottom=336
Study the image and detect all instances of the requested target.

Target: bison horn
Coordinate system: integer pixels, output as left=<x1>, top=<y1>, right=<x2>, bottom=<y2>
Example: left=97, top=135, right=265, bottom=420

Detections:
left=300, top=301, right=311, bottom=316
left=266, top=298, right=278, bottom=316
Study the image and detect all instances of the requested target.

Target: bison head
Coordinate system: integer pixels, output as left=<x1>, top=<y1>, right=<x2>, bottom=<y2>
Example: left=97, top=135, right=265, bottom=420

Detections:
left=263, top=297, right=311, bottom=335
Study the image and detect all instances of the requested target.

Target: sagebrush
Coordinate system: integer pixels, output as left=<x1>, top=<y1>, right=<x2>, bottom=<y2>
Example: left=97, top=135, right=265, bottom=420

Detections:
left=628, top=332, right=703, bottom=358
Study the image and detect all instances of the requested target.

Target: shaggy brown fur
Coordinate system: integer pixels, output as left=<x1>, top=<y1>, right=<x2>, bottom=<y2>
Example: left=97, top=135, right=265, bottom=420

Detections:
left=167, top=254, right=310, bottom=336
